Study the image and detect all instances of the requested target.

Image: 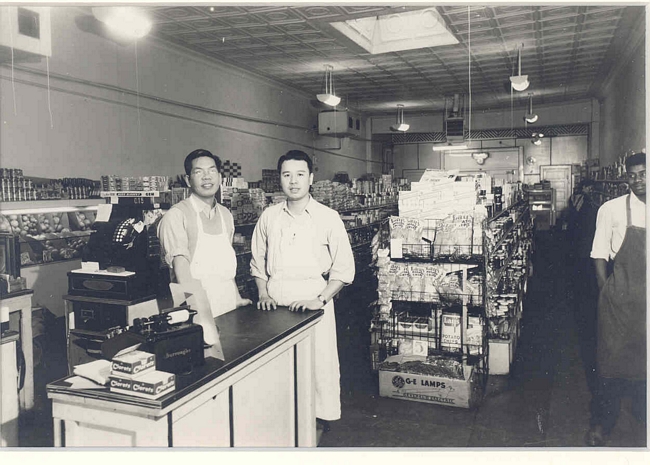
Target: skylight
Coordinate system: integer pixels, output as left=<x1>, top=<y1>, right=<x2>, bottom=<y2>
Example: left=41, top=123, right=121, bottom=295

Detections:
left=330, top=8, right=458, bottom=55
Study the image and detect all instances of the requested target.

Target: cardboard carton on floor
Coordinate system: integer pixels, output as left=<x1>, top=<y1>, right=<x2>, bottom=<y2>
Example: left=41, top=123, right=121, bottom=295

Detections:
left=378, top=355, right=481, bottom=409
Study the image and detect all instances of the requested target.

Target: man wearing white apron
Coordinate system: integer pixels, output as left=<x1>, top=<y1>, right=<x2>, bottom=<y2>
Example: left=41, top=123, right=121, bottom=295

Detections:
left=250, top=150, right=355, bottom=434
left=158, top=149, right=251, bottom=318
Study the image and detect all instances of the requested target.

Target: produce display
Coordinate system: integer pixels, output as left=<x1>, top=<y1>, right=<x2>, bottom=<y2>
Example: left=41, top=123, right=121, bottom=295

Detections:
left=0, top=209, right=96, bottom=266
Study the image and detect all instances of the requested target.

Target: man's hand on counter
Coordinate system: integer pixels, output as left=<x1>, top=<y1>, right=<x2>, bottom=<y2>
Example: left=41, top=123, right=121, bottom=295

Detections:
left=288, top=299, right=322, bottom=312
left=236, top=296, right=253, bottom=308
left=257, top=296, right=278, bottom=311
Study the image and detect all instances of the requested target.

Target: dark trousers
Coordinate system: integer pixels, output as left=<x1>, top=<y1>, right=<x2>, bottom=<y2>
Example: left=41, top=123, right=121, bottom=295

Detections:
left=590, top=376, right=647, bottom=434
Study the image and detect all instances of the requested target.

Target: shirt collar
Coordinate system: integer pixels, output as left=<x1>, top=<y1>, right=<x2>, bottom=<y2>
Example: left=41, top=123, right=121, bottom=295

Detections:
left=281, top=195, right=315, bottom=218
left=189, top=193, right=218, bottom=217
left=630, top=191, right=644, bottom=207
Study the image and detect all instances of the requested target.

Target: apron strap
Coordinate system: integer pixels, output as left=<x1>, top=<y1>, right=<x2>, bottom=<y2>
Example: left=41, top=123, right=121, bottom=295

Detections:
left=626, top=194, right=632, bottom=228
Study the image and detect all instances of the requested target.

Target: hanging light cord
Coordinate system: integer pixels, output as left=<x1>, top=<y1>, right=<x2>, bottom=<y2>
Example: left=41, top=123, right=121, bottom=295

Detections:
left=135, top=40, right=141, bottom=139
left=46, top=56, right=53, bottom=128
left=7, top=7, right=17, bottom=116
left=467, top=6, right=471, bottom=141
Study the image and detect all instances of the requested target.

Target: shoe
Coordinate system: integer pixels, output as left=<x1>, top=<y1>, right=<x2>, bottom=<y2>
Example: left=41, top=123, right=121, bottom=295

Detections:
left=585, top=425, right=606, bottom=446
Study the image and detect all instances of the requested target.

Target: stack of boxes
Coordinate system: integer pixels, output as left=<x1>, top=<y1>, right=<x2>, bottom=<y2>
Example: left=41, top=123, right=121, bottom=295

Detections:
left=108, top=350, right=176, bottom=399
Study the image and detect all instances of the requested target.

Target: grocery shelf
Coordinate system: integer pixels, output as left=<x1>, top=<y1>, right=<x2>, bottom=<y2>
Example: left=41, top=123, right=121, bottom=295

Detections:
left=488, top=207, right=529, bottom=256
left=338, top=202, right=398, bottom=215
left=345, top=219, right=386, bottom=232
left=0, top=199, right=102, bottom=214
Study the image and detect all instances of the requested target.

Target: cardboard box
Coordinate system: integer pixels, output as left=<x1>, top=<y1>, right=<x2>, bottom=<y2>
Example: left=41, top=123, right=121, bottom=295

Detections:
left=379, top=355, right=480, bottom=409
left=111, top=350, right=156, bottom=376
left=488, top=330, right=517, bottom=375
left=109, top=370, right=175, bottom=399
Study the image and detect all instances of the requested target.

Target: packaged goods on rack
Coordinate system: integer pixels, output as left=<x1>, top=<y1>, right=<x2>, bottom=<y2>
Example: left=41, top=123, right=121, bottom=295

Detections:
left=378, top=354, right=465, bottom=380
left=388, top=208, right=486, bottom=261
left=101, top=175, right=170, bottom=192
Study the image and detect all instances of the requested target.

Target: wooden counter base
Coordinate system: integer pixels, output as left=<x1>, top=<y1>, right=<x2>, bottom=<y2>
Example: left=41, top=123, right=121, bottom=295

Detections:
left=47, top=306, right=321, bottom=447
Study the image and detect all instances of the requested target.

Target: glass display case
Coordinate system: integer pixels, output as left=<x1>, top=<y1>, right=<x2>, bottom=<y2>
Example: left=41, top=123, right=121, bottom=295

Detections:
left=0, top=200, right=100, bottom=267
left=526, top=188, right=555, bottom=230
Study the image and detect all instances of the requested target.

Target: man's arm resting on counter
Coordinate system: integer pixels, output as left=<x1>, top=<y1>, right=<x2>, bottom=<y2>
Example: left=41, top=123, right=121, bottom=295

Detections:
left=289, top=279, right=346, bottom=312
left=255, top=277, right=277, bottom=311
left=593, top=258, right=609, bottom=291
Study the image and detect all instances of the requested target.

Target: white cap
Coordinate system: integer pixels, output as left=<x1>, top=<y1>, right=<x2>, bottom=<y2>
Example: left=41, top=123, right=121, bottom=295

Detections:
left=1, top=306, right=9, bottom=324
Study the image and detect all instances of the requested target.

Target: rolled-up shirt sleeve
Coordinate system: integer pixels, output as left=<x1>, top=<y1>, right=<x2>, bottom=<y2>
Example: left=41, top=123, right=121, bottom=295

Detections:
left=590, top=204, right=612, bottom=261
left=327, top=214, right=355, bottom=285
left=250, top=210, right=270, bottom=281
left=157, top=208, right=190, bottom=268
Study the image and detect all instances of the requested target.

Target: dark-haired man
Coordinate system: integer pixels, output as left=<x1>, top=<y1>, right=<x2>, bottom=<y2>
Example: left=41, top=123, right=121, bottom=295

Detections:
left=250, top=150, right=355, bottom=433
left=158, top=149, right=251, bottom=318
left=586, top=152, right=646, bottom=446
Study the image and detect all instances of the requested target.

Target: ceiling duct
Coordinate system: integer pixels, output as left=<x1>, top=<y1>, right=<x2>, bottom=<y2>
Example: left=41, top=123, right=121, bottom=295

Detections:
left=445, top=94, right=466, bottom=142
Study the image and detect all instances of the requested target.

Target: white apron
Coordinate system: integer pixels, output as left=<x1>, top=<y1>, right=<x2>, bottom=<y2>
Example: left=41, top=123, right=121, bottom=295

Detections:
left=189, top=208, right=238, bottom=318
left=267, top=216, right=341, bottom=421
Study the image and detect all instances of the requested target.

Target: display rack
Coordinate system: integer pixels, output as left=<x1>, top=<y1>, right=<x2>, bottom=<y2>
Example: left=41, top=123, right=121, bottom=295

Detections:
left=484, top=203, right=533, bottom=374
left=370, top=199, right=534, bottom=406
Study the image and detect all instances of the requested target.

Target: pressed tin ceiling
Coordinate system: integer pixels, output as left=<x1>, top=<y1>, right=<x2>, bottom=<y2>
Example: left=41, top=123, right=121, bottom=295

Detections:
left=141, top=4, right=644, bottom=115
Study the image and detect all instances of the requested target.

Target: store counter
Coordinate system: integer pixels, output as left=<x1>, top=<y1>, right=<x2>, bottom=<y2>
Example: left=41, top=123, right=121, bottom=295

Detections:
left=46, top=305, right=322, bottom=447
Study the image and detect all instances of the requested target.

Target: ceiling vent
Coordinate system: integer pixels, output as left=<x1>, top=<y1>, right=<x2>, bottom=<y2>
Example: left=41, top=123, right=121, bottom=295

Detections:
left=0, top=6, right=52, bottom=63
left=318, top=110, right=361, bottom=138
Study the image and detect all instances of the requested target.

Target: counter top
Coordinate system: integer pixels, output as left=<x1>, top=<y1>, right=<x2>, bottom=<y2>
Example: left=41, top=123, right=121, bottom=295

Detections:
left=47, top=304, right=323, bottom=410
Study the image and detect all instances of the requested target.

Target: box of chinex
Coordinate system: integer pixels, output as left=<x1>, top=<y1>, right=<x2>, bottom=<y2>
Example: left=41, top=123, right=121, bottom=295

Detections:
left=378, top=355, right=481, bottom=409
left=109, top=370, right=176, bottom=399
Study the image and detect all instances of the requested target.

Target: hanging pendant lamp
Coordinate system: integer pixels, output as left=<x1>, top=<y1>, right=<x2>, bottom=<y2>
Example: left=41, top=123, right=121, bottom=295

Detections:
left=524, top=93, right=538, bottom=123
left=510, top=46, right=529, bottom=92
left=390, top=104, right=410, bottom=132
left=316, top=65, right=341, bottom=107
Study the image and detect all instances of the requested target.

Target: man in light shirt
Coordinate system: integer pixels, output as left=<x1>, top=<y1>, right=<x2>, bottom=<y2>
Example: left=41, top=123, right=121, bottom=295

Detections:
left=250, top=150, right=355, bottom=437
left=586, top=152, right=646, bottom=446
left=158, top=149, right=251, bottom=318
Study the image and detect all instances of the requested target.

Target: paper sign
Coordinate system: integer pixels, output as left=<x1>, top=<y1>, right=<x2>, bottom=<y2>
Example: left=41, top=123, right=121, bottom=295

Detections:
left=95, top=204, right=113, bottom=222
left=132, top=221, right=145, bottom=234
left=81, top=261, right=100, bottom=272
left=390, top=238, right=403, bottom=259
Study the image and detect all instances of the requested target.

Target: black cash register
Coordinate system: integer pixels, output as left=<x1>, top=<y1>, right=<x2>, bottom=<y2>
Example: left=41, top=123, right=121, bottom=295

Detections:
left=68, top=199, right=169, bottom=301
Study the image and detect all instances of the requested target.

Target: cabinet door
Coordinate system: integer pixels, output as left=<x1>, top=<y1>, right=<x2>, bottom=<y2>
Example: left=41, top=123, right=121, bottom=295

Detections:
left=1, top=341, right=19, bottom=446
left=232, top=348, right=295, bottom=447
left=172, top=388, right=230, bottom=447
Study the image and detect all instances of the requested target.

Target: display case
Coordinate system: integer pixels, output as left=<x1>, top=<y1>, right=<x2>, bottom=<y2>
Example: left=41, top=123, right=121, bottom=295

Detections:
left=527, top=188, right=555, bottom=230
left=0, top=200, right=101, bottom=267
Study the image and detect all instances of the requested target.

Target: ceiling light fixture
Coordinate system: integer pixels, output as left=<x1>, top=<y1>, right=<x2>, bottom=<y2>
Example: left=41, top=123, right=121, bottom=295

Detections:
left=92, top=7, right=152, bottom=40
left=472, top=152, right=489, bottom=165
left=510, top=45, right=529, bottom=92
left=524, top=93, right=538, bottom=123
left=390, top=104, right=409, bottom=132
left=432, top=143, right=469, bottom=152
left=531, top=132, right=544, bottom=145
left=316, top=64, right=340, bottom=107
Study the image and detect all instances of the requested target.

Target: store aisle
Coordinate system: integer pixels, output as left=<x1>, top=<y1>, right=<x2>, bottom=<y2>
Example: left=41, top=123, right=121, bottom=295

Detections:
left=325, top=230, right=647, bottom=448
left=15, top=231, right=646, bottom=448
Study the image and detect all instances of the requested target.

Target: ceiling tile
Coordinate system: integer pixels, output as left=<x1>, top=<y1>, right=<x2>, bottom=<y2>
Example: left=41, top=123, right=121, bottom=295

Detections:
left=142, top=4, right=642, bottom=113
